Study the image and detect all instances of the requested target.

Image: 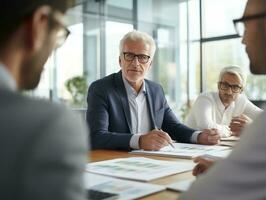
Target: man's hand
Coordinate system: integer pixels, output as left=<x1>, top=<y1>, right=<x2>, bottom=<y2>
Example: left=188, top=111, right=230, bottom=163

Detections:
left=192, top=156, right=215, bottom=176
left=139, top=129, right=172, bottom=150
left=229, top=114, right=251, bottom=136
left=197, top=129, right=220, bottom=145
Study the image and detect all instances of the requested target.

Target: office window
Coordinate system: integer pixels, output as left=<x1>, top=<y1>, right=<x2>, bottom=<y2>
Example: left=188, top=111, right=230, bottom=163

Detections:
left=203, top=38, right=248, bottom=91
left=202, top=0, right=247, bottom=37
left=136, top=0, right=190, bottom=117
left=201, top=0, right=266, bottom=101
left=31, top=0, right=194, bottom=119
left=188, top=42, right=201, bottom=101
left=30, top=0, right=266, bottom=113
left=203, top=38, right=266, bottom=100
left=105, top=21, right=133, bottom=76
left=187, top=0, right=201, bottom=102
left=33, top=23, right=84, bottom=102
left=106, top=0, right=133, bottom=19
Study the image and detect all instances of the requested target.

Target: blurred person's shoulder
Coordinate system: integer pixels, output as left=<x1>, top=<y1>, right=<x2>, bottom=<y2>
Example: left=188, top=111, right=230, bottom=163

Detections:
left=0, top=88, right=88, bottom=163
left=0, top=89, right=87, bottom=136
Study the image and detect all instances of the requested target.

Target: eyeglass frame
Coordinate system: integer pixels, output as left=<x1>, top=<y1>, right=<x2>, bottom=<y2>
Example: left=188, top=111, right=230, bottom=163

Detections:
left=233, top=12, right=266, bottom=36
left=218, top=81, right=243, bottom=93
left=122, top=52, right=151, bottom=64
left=48, top=11, right=70, bottom=48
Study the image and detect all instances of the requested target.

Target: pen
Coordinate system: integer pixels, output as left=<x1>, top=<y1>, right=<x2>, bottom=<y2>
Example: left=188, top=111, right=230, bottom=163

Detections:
left=156, top=127, right=175, bottom=149
left=168, top=140, right=176, bottom=149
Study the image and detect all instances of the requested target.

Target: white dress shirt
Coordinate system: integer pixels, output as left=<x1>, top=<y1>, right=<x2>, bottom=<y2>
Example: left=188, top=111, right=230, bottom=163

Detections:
left=186, top=91, right=262, bottom=137
left=122, top=76, right=151, bottom=149
left=122, top=75, right=200, bottom=149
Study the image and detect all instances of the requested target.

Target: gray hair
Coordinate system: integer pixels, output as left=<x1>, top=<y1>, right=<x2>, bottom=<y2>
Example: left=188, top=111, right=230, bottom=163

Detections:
left=119, top=30, right=156, bottom=59
left=219, top=66, right=246, bottom=86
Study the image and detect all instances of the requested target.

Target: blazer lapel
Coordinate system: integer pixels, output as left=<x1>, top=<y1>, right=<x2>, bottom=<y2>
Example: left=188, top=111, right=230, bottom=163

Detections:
left=145, top=81, right=157, bottom=129
left=114, top=71, right=133, bottom=133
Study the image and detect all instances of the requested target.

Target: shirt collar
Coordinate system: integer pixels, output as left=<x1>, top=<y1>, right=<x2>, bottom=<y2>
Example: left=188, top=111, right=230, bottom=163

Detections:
left=122, top=74, right=146, bottom=97
left=0, top=62, right=17, bottom=91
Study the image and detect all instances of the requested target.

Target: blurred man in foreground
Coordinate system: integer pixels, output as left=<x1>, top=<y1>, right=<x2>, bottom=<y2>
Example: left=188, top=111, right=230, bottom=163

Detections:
left=0, top=1, right=88, bottom=199
left=180, top=0, right=266, bottom=199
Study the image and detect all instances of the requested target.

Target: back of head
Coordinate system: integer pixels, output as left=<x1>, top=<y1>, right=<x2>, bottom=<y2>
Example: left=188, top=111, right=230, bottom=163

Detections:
left=218, top=66, right=246, bottom=86
left=245, top=0, right=266, bottom=16
left=0, top=0, right=75, bottom=47
left=119, top=30, right=156, bottom=58
left=244, top=0, right=266, bottom=74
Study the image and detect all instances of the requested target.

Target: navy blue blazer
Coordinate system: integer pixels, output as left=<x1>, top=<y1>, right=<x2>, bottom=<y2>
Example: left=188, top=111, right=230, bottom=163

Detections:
left=87, top=71, right=196, bottom=150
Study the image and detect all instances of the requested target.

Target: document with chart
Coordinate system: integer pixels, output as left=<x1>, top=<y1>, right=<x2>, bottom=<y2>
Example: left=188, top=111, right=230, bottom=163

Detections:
left=131, top=143, right=232, bottom=159
left=86, top=157, right=195, bottom=181
left=84, top=173, right=165, bottom=200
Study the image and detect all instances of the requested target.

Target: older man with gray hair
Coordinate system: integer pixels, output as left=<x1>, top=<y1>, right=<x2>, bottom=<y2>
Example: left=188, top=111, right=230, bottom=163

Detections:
left=186, top=66, right=262, bottom=137
left=87, top=30, right=220, bottom=150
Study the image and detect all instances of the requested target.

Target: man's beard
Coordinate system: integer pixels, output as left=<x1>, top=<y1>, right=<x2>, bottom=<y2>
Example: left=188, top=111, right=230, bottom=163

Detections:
left=249, top=61, right=266, bottom=75
left=19, top=51, right=45, bottom=90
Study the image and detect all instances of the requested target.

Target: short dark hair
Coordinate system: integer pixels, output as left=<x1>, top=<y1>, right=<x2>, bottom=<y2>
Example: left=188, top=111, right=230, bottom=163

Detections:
left=0, top=0, right=75, bottom=46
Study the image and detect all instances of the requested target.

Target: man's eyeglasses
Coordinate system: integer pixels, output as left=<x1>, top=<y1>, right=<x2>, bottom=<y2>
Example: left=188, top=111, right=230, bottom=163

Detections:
left=55, top=27, right=70, bottom=48
left=123, top=52, right=150, bottom=64
left=218, top=81, right=243, bottom=93
left=233, top=12, right=266, bottom=37
left=49, top=12, right=70, bottom=48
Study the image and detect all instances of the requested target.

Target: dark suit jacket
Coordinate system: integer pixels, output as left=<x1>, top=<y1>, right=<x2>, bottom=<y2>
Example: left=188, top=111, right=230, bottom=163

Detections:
left=87, top=71, right=196, bottom=150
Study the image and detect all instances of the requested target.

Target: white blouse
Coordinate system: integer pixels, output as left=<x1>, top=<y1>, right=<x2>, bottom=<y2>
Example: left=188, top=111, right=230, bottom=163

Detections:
left=185, top=92, right=263, bottom=137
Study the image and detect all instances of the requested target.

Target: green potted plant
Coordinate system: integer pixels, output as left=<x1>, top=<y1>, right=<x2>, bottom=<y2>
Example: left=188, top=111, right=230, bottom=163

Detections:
left=179, top=101, right=192, bottom=123
left=65, top=76, right=87, bottom=107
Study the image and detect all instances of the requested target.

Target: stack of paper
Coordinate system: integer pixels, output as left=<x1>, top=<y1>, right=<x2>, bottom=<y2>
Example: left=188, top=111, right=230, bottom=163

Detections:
left=86, top=157, right=195, bottom=181
left=85, top=173, right=165, bottom=200
left=220, top=136, right=240, bottom=147
left=131, top=143, right=232, bottom=159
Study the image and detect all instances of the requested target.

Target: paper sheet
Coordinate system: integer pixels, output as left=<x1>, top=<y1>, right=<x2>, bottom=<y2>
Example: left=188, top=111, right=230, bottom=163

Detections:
left=131, top=143, right=232, bottom=159
left=86, top=157, right=195, bottom=181
left=84, top=173, right=165, bottom=200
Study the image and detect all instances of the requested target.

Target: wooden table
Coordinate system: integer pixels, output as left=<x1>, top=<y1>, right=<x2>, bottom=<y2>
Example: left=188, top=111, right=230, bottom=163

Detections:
left=89, top=150, right=194, bottom=200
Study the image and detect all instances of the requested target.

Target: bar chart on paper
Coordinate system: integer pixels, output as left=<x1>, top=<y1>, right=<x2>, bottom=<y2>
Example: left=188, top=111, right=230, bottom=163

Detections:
left=85, top=173, right=165, bottom=200
left=86, top=157, right=195, bottom=181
